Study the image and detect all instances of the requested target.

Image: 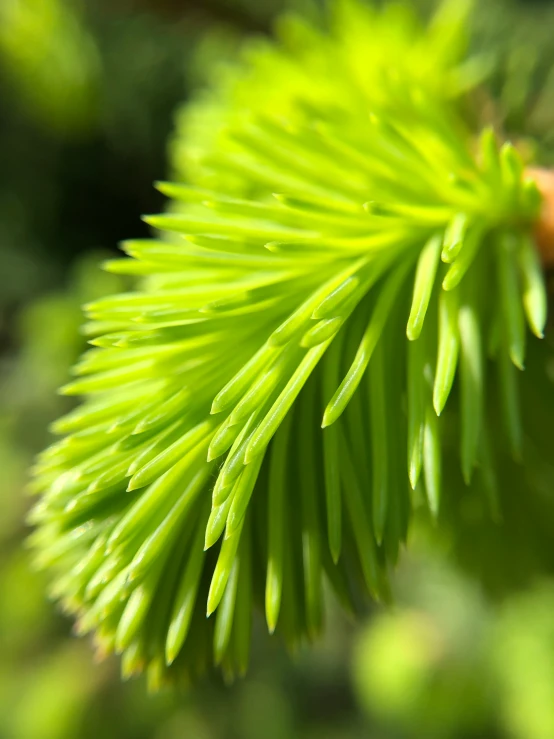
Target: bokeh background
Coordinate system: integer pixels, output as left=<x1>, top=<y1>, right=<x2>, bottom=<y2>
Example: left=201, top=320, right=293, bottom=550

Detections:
left=2, top=0, right=554, bottom=737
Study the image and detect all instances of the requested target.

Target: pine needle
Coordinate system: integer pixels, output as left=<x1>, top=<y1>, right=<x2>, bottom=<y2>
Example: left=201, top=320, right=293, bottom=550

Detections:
left=29, top=0, right=547, bottom=686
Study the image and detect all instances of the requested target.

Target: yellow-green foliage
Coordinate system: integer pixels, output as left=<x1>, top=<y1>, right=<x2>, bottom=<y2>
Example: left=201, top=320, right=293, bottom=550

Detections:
left=30, top=0, right=547, bottom=687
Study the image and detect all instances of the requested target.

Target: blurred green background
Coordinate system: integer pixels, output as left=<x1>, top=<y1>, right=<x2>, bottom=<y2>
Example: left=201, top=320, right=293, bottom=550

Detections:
left=2, top=0, right=554, bottom=737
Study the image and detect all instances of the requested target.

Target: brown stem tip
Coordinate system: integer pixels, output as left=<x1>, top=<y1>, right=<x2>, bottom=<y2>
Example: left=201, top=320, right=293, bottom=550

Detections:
left=526, top=167, right=554, bottom=266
